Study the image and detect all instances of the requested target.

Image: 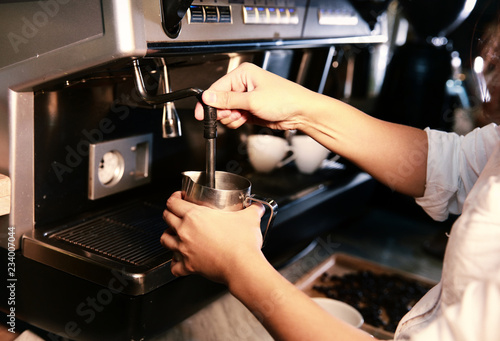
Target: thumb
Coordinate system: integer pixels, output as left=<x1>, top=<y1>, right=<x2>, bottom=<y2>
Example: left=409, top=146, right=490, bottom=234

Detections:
left=244, top=201, right=266, bottom=218
left=202, top=90, right=252, bottom=111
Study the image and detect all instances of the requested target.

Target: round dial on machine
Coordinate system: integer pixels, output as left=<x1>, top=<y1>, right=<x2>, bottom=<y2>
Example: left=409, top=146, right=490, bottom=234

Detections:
left=98, top=150, right=125, bottom=186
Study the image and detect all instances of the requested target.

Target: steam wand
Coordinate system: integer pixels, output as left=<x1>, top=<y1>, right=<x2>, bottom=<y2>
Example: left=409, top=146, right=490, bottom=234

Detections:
left=132, top=59, right=217, bottom=188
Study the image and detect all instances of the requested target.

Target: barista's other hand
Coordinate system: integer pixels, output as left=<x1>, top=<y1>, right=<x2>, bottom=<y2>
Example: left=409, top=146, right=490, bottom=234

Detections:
left=161, top=191, right=265, bottom=284
left=194, top=62, right=319, bottom=130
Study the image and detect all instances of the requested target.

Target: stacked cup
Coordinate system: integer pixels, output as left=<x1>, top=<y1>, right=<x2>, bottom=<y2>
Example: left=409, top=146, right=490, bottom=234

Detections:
left=247, top=134, right=330, bottom=174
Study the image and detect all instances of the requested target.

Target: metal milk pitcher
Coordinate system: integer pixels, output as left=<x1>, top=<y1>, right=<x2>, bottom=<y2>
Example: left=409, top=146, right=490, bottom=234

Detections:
left=182, top=171, right=278, bottom=240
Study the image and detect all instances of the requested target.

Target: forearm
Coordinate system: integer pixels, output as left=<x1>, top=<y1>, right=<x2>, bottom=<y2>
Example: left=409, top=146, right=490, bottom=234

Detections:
left=199, top=63, right=428, bottom=197
left=297, top=93, right=428, bottom=197
left=228, top=254, right=374, bottom=341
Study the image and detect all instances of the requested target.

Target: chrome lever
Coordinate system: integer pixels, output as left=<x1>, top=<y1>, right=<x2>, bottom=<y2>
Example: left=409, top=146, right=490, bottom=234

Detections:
left=159, top=59, right=182, bottom=138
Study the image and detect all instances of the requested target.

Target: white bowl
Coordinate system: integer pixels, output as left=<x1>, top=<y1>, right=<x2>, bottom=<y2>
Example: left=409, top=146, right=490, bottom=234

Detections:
left=312, top=297, right=364, bottom=328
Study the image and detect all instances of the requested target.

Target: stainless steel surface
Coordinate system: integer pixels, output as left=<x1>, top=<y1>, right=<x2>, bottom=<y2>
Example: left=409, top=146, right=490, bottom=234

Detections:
left=0, top=91, right=34, bottom=250
left=182, top=171, right=252, bottom=211
left=318, top=46, right=337, bottom=94
left=0, top=0, right=104, bottom=69
left=304, top=0, right=375, bottom=38
left=88, top=134, right=153, bottom=200
left=159, top=59, right=182, bottom=138
left=0, top=0, right=148, bottom=249
left=21, top=200, right=176, bottom=295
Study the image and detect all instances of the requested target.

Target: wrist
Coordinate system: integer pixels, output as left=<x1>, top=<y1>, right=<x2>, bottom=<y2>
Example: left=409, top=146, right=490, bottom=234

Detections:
left=293, top=92, right=336, bottom=133
left=225, top=251, right=274, bottom=295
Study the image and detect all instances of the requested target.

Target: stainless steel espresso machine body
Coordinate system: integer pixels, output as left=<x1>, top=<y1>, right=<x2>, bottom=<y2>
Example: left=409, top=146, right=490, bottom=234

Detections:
left=0, top=0, right=388, bottom=339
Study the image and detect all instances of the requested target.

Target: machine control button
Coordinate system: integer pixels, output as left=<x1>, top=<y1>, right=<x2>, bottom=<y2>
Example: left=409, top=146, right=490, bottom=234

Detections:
left=278, top=7, right=288, bottom=23
left=318, top=9, right=359, bottom=26
left=244, top=5, right=298, bottom=25
left=218, top=6, right=232, bottom=23
left=204, top=6, right=218, bottom=22
left=268, top=7, right=280, bottom=24
left=287, top=7, right=299, bottom=24
left=257, top=7, right=270, bottom=23
left=188, top=5, right=204, bottom=23
left=188, top=5, right=232, bottom=24
left=243, top=6, right=258, bottom=24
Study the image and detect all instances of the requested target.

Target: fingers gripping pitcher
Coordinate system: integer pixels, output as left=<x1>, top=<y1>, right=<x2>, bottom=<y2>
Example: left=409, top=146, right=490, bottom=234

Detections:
left=182, top=171, right=278, bottom=241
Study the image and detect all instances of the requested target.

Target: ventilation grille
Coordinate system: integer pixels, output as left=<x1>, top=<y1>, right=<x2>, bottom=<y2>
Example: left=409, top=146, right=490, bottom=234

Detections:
left=50, top=202, right=170, bottom=266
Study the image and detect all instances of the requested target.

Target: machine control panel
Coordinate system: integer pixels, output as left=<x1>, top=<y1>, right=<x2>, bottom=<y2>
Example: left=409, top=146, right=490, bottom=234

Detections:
left=187, top=4, right=299, bottom=25
left=302, top=0, right=377, bottom=38
left=144, top=0, right=384, bottom=43
left=318, top=8, right=359, bottom=26
left=145, top=0, right=307, bottom=42
left=242, top=6, right=299, bottom=24
left=188, top=5, right=232, bottom=23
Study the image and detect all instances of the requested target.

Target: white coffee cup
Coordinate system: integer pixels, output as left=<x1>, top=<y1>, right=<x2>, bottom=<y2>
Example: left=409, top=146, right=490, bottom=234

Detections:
left=291, top=135, right=330, bottom=174
left=312, top=297, right=364, bottom=328
left=247, top=135, right=292, bottom=173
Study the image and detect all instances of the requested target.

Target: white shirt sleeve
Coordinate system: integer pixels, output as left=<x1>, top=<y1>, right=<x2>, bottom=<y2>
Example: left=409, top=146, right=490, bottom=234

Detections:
left=415, top=123, right=500, bottom=221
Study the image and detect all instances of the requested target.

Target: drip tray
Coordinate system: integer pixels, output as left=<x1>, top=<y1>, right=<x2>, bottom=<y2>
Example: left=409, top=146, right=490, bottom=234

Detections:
left=22, top=201, right=176, bottom=296
left=50, top=204, right=169, bottom=266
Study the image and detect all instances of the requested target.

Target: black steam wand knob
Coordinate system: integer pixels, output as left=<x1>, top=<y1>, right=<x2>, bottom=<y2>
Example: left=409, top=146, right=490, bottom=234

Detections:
left=160, top=0, right=195, bottom=38
left=133, top=60, right=217, bottom=188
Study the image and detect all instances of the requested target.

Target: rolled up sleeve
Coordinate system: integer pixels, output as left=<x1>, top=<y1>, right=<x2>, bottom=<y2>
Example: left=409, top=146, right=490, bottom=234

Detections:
left=415, top=124, right=500, bottom=221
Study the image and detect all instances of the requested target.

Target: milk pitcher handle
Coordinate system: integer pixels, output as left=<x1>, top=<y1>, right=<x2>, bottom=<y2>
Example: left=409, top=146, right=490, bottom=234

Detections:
left=244, top=195, right=278, bottom=242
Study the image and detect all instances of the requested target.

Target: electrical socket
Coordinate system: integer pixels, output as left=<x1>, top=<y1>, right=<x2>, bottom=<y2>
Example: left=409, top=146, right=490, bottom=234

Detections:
left=88, top=134, right=153, bottom=200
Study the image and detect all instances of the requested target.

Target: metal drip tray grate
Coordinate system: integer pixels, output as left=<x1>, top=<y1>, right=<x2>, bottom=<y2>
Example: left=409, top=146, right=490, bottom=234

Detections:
left=50, top=202, right=169, bottom=266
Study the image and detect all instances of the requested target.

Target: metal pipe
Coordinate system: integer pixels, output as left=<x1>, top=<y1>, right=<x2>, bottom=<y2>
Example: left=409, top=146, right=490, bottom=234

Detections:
left=133, top=59, right=202, bottom=104
left=205, top=139, right=216, bottom=188
left=160, top=59, right=182, bottom=138
left=132, top=59, right=217, bottom=188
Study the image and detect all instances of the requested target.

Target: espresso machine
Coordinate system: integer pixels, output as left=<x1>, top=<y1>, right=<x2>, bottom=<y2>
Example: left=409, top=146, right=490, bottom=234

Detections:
left=0, top=1, right=388, bottom=339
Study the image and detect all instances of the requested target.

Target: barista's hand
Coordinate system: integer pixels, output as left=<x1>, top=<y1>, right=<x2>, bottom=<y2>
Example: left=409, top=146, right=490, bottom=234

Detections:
left=194, top=62, right=320, bottom=130
left=161, top=191, right=266, bottom=284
